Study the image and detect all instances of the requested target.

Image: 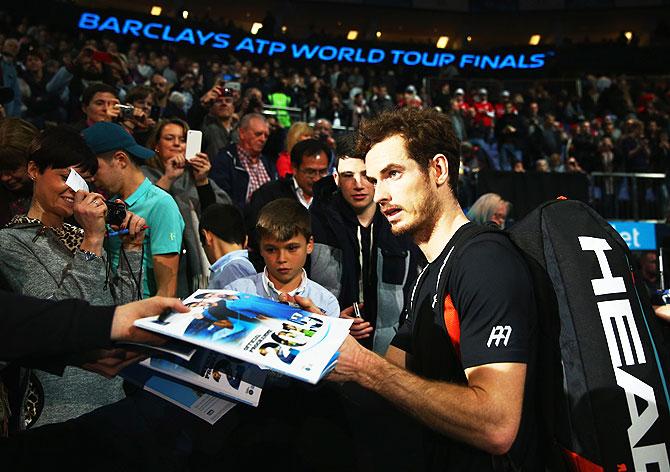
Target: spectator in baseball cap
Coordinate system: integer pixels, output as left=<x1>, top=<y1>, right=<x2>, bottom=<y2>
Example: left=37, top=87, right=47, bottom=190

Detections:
left=83, top=121, right=185, bottom=298
left=83, top=122, right=155, bottom=162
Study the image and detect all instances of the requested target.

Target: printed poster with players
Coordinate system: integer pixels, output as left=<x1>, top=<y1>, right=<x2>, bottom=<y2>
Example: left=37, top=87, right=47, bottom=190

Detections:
left=134, top=289, right=353, bottom=384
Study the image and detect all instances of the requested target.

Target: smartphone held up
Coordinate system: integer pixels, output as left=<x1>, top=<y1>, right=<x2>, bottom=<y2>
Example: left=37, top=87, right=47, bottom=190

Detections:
left=185, top=130, right=202, bottom=161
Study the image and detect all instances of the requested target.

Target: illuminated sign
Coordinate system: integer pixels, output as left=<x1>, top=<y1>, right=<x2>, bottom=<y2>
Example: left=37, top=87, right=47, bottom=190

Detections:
left=78, top=12, right=549, bottom=70
left=609, top=221, right=657, bottom=250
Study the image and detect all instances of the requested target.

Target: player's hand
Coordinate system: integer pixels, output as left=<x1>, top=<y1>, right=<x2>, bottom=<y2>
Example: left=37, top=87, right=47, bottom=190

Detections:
left=326, top=335, right=371, bottom=384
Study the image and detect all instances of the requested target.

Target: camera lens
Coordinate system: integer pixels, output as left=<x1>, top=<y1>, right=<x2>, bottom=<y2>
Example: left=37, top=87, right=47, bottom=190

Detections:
left=104, top=201, right=126, bottom=227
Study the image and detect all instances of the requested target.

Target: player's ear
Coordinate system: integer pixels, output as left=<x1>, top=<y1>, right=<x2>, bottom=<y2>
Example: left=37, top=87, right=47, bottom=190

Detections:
left=431, top=153, right=449, bottom=186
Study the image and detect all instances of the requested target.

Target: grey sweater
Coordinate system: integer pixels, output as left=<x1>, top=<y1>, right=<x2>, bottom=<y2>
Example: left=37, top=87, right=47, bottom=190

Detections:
left=0, top=219, right=142, bottom=427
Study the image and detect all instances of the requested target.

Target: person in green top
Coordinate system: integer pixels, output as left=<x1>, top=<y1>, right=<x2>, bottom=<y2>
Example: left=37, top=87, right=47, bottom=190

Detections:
left=268, top=83, right=292, bottom=129
left=83, top=122, right=185, bottom=298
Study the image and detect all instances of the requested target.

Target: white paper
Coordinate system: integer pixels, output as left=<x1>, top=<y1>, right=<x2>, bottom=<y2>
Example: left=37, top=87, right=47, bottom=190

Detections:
left=140, top=351, right=266, bottom=407
left=65, top=168, right=89, bottom=193
left=135, top=289, right=352, bottom=384
left=142, top=375, right=236, bottom=425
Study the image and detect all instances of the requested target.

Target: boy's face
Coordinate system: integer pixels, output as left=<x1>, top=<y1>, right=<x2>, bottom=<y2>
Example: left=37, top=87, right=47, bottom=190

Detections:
left=260, top=233, right=313, bottom=288
left=335, top=157, right=374, bottom=213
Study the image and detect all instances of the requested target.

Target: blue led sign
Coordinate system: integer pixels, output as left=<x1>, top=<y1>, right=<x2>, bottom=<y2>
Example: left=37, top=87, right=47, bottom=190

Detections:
left=609, top=221, right=657, bottom=251
left=78, top=12, right=549, bottom=70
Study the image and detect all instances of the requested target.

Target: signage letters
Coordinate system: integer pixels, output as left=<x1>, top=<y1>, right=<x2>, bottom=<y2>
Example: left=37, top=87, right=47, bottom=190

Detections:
left=78, top=12, right=548, bottom=70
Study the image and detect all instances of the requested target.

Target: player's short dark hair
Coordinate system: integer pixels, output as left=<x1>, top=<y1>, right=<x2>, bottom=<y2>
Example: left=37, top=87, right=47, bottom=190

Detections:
left=357, top=107, right=460, bottom=194
left=199, top=203, right=247, bottom=246
left=256, top=198, right=311, bottom=242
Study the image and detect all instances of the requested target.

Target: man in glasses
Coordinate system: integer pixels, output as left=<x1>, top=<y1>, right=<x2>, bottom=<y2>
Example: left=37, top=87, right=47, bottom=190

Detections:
left=245, top=138, right=330, bottom=268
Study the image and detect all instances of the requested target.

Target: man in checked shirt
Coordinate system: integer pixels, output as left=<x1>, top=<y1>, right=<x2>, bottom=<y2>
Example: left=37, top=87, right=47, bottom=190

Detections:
left=210, top=112, right=276, bottom=210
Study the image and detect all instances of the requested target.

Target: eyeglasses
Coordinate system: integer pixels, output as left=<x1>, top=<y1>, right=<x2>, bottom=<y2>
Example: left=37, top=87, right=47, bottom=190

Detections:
left=300, top=168, right=330, bottom=178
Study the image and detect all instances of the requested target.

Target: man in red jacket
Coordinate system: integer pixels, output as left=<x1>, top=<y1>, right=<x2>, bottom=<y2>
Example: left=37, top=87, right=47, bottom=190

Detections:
left=472, top=88, right=495, bottom=140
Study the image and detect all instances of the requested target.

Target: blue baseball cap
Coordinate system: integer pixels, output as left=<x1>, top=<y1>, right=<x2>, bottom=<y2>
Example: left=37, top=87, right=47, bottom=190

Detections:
left=82, top=122, right=154, bottom=160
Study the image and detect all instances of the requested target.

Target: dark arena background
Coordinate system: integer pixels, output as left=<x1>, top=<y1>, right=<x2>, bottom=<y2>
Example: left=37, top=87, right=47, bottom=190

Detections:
left=30, top=0, right=668, bottom=266
left=1, top=1, right=670, bottom=470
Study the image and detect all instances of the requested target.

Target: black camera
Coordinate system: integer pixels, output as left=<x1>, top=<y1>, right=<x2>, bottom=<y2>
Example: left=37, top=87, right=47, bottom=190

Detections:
left=114, top=104, right=135, bottom=120
left=105, top=201, right=127, bottom=227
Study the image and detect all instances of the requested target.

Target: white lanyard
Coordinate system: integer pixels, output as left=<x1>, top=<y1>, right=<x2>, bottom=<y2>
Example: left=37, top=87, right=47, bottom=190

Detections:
left=357, top=223, right=373, bottom=303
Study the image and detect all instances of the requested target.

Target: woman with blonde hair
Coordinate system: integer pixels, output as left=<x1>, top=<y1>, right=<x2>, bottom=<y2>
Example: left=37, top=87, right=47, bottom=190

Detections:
left=276, top=121, right=314, bottom=177
left=144, top=118, right=231, bottom=294
left=466, top=192, right=511, bottom=229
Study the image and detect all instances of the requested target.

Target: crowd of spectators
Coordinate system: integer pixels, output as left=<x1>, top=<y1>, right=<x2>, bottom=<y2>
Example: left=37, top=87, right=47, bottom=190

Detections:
left=2, top=7, right=670, bottom=469
left=1, top=8, right=670, bottom=217
left=0, top=9, right=668, bottom=180
left=1, top=7, right=670, bottom=246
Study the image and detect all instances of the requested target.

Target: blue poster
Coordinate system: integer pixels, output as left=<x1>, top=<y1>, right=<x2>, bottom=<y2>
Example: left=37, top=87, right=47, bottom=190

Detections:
left=609, top=221, right=657, bottom=251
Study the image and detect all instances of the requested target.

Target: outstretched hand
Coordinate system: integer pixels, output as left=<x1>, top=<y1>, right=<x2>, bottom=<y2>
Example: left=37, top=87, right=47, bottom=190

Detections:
left=111, top=296, right=189, bottom=344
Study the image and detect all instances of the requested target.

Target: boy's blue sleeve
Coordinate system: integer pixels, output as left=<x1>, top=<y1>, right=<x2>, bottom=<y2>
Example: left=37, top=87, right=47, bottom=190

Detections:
left=319, top=289, right=341, bottom=318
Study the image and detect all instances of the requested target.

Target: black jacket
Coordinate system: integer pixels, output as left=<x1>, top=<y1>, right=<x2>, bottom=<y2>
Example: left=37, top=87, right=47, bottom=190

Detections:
left=308, top=177, right=423, bottom=353
left=0, top=292, right=114, bottom=434
left=0, top=292, right=114, bottom=361
left=210, top=144, right=277, bottom=210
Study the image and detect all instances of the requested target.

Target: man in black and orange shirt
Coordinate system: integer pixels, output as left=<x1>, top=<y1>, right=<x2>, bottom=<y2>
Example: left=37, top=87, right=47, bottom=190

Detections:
left=322, top=108, right=541, bottom=470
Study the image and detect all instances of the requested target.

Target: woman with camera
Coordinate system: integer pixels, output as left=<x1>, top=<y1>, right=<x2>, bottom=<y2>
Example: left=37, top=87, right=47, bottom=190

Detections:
left=144, top=118, right=231, bottom=295
left=0, top=126, right=146, bottom=428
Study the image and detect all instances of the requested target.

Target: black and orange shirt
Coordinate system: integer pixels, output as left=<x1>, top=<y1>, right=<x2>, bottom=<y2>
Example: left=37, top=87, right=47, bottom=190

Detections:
left=392, top=224, right=533, bottom=372
left=390, top=223, right=539, bottom=470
